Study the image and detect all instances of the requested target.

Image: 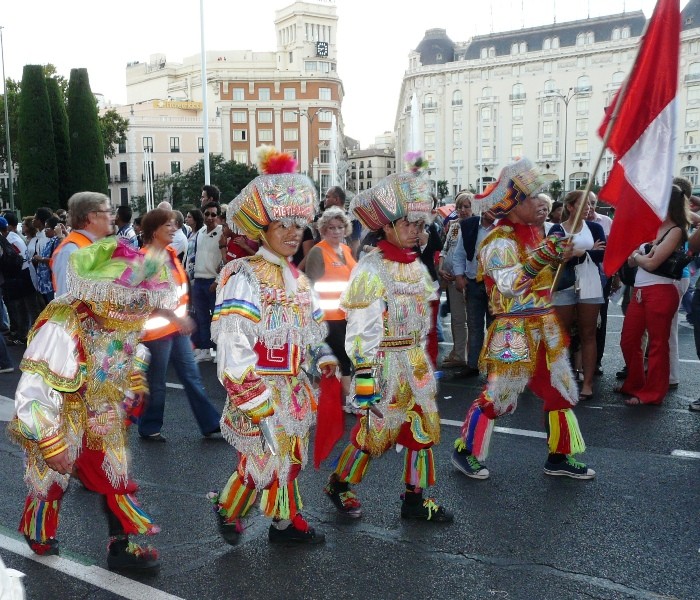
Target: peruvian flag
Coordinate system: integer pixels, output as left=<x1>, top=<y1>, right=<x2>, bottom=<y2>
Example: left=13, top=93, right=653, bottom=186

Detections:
left=598, top=0, right=681, bottom=277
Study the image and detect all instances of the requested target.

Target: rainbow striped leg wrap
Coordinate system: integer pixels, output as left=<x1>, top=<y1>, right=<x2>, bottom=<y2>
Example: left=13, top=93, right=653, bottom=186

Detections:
left=218, top=472, right=258, bottom=520
left=546, top=409, right=586, bottom=455
left=403, top=448, right=435, bottom=488
left=259, top=479, right=303, bottom=520
left=106, top=494, right=160, bottom=536
left=333, top=444, right=371, bottom=485
left=458, top=402, right=495, bottom=461
left=19, top=497, right=60, bottom=542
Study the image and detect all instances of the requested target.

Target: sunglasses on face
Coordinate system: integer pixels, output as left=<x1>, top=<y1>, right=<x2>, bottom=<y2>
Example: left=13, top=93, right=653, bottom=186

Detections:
left=204, top=212, right=218, bottom=217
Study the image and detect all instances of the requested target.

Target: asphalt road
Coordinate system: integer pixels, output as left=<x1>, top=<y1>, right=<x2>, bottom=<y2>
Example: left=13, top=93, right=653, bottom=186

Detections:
left=0, top=303, right=698, bottom=600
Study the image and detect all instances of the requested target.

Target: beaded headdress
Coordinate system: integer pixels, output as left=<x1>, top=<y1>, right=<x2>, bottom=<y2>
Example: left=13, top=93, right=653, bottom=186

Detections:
left=350, top=152, right=433, bottom=231
left=473, top=157, right=546, bottom=217
left=66, top=237, right=177, bottom=318
left=229, top=146, right=318, bottom=240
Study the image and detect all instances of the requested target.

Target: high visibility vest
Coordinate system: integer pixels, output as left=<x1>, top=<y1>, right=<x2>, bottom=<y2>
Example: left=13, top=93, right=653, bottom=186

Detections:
left=141, top=245, right=189, bottom=341
left=50, top=231, right=92, bottom=292
left=312, top=240, right=356, bottom=321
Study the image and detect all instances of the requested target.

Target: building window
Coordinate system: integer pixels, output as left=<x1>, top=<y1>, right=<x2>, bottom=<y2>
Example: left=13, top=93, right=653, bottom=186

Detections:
left=511, top=83, right=525, bottom=100
left=283, top=129, right=299, bottom=141
left=359, top=161, right=364, bottom=168
left=511, top=144, right=523, bottom=159
left=423, top=93, right=436, bottom=109
left=576, top=33, right=585, bottom=46
left=612, top=28, right=621, bottom=41
left=552, top=37, right=560, bottom=49
left=452, top=90, right=463, bottom=106
left=367, top=170, right=372, bottom=178
left=367, top=181, right=372, bottom=188
left=284, top=149, right=298, bottom=160
left=621, top=26, right=630, bottom=39
left=519, top=42, right=527, bottom=53
left=120, top=188, right=128, bottom=205
left=171, top=161, right=181, bottom=174
left=424, top=112, right=436, bottom=127
left=480, top=106, right=491, bottom=121
left=569, top=171, right=589, bottom=189
left=318, top=129, right=331, bottom=140
left=233, top=151, right=248, bottom=163
left=284, top=88, right=296, bottom=100
left=512, top=124, right=523, bottom=139
left=359, top=182, right=364, bottom=190
left=576, top=75, right=592, bottom=93
left=480, top=47, right=488, bottom=59
left=541, top=142, right=553, bottom=156
left=689, top=86, right=700, bottom=102
left=259, top=87, right=270, bottom=101
left=143, top=137, right=153, bottom=152
left=542, top=120, right=553, bottom=137
left=481, top=146, right=492, bottom=159
left=687, top=108, right=700, bottom=128
left=359, top=171, right=364, bottom=179
left=680, top=165, right=699, bottom=185
left=233, top=130, right=247, bottom=141
left=367, top=160, right=372, bottom=168
left=198, top=137, right=204, bottom=153
left=586, top=32, right=594, bottom=44
left=575, top=139, right=588, bottom=154
left=576, top=118, right=588, bottom=135
left=118, top=141, right=126, bottom=153
left=543, top=38, right=551, bottom=50
left=289, top=51, right=293, bottom=63
left=513, top=105, right=524, bottom=119
left=577, top=98, right=589, bottom=114
left=319, top=87, right=331, bottom=100
left=318, top=110, right=332, bottom=122
left=119, top=162, right=128, bottom=181
left=283, top=110, right=298, bottom=122
left=233, top=88, right=245, bottom=101
left=542, top=100, right=554, bottom=116
left=170, top=137, right=180, bottom=153
left=320, top=149, right=330, bottom=163
left=232, top=111, right=247, bottom=123
left=258, top=129, right=273, bottom=142
left=544, top=79, right=557, bottom=93
left=258, top=110, right=273, bottom=123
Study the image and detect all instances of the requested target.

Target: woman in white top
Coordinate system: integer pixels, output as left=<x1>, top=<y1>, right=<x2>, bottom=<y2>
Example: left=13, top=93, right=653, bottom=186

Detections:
left=550, top=191, right=607, bottom=401
left=617, top=185, right=689, bottom=406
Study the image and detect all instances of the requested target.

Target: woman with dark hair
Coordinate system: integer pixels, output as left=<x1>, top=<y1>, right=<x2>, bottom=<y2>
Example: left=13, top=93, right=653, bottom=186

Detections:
left=617, top=186, right=690, bottom=406
left=184, top=208, right=204, bottom=279
left=550, top=191, right=606, bottom=401
left=137, top=208, right=221, bottom=441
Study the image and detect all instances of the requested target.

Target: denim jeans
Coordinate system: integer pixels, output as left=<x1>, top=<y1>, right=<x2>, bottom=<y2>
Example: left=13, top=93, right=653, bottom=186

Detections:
left=0, top=333, right=13, bottom=369
left=138, top=333, right=221, bottom=436
left=191, top=278, right=216, bottom=350
left=465, top=278, right=492, bottom=369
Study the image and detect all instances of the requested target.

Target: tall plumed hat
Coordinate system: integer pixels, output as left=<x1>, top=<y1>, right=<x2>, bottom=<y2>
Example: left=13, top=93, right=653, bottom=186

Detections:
left=229, top=146, right=318, bottom=240
left=67, top=237, right=177, bottom=318
left=350, top=151, right=433, bottom=231
left=473, top=157, right=546, bottom=217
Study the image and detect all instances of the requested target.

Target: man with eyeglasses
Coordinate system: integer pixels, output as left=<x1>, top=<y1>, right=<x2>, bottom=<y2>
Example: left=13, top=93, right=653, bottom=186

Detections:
left=190, top=201, right=223, bottom=362
left=51, top=192, right=115, bottom=296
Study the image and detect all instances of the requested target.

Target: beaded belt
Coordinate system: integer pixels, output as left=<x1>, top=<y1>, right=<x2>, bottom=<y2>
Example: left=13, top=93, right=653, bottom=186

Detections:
left=379, top=334, right=419, bottom=351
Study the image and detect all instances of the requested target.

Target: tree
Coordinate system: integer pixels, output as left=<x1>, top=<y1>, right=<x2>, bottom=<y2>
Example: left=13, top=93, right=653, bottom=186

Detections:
left=548, top=179, right=563, bottom=201
left=17, top=65, right=59, bottom=213
left=66, top=69, right=107, bottom=196
left=437, top=180, right=449, bottom=200
left=100, top=109, right=128, bottom=159
left=46, top=77, right=71, bottom=208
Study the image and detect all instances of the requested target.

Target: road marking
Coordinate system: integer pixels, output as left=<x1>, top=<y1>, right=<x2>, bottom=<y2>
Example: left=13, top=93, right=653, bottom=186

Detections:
left=0, top=532, right=184, bottom=600
left=0, top=395, right=14, bottom=422
left=671, top=450, right=700, bottom=459
left=440, top=419, right=547, bottom=439
left=166, top=383, right=184, bottom=390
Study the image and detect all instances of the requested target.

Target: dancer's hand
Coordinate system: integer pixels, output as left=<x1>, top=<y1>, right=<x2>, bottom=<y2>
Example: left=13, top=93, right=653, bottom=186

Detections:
left=45, top=449, right=73, bottom=475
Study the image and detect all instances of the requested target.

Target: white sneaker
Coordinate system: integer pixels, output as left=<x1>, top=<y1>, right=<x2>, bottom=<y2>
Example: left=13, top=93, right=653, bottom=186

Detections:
left=194, top=349, right=209, bottom=363
left=0, top=367, right=14, bottom=374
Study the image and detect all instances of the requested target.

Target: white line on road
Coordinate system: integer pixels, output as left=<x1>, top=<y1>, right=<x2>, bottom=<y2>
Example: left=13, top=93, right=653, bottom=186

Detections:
left=440, top=419, right=547, bottom=439
left=0, top=533, right=184, bottom=600
left=166, top=383, right=184, bottom=390
left=671, top=450, right=700, bottom=459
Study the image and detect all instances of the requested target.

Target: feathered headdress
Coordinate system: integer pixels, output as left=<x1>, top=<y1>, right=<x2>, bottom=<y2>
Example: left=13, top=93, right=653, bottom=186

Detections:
left=472, top=157, right=546, bottom=217
left=229, top=146, right=318, bottom=240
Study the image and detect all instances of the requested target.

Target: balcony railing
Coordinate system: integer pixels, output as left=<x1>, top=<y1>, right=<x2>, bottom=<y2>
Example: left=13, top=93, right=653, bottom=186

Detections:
left=575, top=85, right=593, bottom=94
left=685, top=73, right=700, bottom=82
left=572, top=152, right=591, bottom=160
left=451, top=99, right=463, bottom=106
left=509, top=93, right=527, bottom=101
left=422, top=102, right=438, bottom=110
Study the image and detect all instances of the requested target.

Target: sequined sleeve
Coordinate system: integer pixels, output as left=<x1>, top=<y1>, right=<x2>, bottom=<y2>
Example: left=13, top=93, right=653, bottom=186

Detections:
left=15, top=322, right=80, bottom=444
left=213, top=260, right=262, bottom=384
left=479, top=235, right=533, bottom=298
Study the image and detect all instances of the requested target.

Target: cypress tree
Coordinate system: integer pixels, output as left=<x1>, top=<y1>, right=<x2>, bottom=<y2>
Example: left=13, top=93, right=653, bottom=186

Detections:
left=66, top=68, right=107, bottom=196
left=17, top=65, right=59, bottom=213
left=46, top=77, right=71, bottom=208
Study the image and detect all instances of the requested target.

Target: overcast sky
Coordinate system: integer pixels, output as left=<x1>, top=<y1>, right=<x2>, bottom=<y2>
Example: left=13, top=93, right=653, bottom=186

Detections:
left=1, top=0, right=680, bottom=146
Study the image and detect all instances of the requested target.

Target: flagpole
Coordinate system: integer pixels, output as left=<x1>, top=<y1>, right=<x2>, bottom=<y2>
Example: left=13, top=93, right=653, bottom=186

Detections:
left=549, top=16, right=651, bottom=294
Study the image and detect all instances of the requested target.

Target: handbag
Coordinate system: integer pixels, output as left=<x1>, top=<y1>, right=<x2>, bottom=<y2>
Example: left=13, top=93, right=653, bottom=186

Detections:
left=643, top=244, right=692, bottom=280
left=575, top=253, right=603, bottom=299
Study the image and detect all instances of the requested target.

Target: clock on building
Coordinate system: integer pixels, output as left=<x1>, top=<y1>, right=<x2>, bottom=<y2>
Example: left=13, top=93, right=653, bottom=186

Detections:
left=316, top=41, right=329, bottom=57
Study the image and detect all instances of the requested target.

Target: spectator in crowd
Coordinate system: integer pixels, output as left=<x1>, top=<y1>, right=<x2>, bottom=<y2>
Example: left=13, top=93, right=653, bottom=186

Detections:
left=132, top=216, right=143, bottom=248
left=616, top=185, right=689, bottom=406
left=32, top=216, right=63, bottom=304
left=200, top=184, right=220, bottom=208
left=185, top=209, right=204, bottom=280
left=324, top=186, right=361, bottom=256
left=0, top=214, right=33, bottom=345
left=51, top=192, right=115, bottom=296
left=548, top=201, right=564, bottom=224
left=418, top=208, right=444, bottom=369
left=115, top=206, right=138, bottom=248
left=21, top=217, right=45, bottom=320
left=222, top=220, right=258, bottom=264
left=190, top=201, right=223, bottom=362
left=550, top=191, right=606, bottom=401
left=538, top=193, right=554, bottom=233
left=687, top=223, right=700, bottom=411
left=438, top=191, right=473, bottom=368
left=137, top=208, right=221, bottom=442
left=170, top=210, right=189, bottom=264
left=452, top=209, right=497, bottom=378
left=305, top=206, right=357, bottom=408
left=292, top=224, right=316, bottom=270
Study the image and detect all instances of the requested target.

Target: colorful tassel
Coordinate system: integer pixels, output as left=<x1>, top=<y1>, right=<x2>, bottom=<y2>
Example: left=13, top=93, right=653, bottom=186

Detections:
left=460, top=402, right=495, bottom=461
left=258, top=480, right=302, bottom=520
left=218, top=472, right=258, bottom=519
left=19, top=497, right=60, bottom=542
left=107, top=494, right=159, bottom=535
left=403, top=448, right=435, bottom=488
left=547, top=409, right=586, bottom=455
left=334, top=444, right=371, bottom=484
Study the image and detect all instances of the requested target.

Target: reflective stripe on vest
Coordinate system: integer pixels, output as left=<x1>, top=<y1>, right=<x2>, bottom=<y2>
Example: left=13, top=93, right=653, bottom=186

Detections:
left=313, top=240, right=356, bottom=321
left=141, top=246, right=190, bottom=341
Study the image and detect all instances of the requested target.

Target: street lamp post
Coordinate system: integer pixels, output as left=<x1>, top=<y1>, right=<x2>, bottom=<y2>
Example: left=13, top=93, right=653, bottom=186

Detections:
left=555, top=87, right=580, bottom=193
left=0, top=26, right=15, bottom=212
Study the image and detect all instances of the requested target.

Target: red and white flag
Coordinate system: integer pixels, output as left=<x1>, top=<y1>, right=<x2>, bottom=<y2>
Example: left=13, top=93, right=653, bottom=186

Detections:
left=598, top=0, right=681, bottom=277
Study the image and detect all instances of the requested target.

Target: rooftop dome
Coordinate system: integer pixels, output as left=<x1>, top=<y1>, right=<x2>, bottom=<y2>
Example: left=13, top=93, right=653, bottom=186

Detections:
left=416, top=29, right=455, bottom=65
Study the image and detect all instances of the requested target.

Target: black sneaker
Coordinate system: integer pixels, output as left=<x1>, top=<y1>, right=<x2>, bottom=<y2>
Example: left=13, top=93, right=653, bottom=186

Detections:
left=107, top=539, right=160, bottom=573
left=24, top=535, right=59, bottom=556
left=400, top=493, right=453, bottom=523
left=207, top=491, right=242, bottom=545
left=689, top=399, right=700, bottom=412
left=268, top=514, right=325, bottom=545
left=544, top=456, right=596, bottom=480
left=451, top=448, right=490, bottom=480
left=615, top=366, right=628, bottom=380
left=324, top=474, right=362, bottom=518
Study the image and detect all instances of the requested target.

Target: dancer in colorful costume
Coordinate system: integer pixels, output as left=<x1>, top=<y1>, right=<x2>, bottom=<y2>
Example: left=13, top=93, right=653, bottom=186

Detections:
left=450, top=158, right=596, bottom=480
left=324, top=154, right=453, bottom=522
left=209, top=147, right=336, bottom=545
left=8, top=238, right=178, bottom=572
